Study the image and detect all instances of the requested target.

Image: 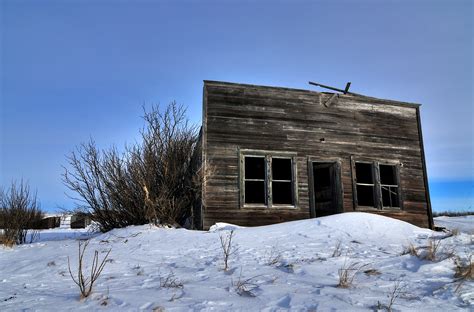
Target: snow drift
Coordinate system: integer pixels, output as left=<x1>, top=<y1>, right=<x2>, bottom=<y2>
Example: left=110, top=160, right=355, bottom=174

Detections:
left=0, top=212, right=472, bottom=311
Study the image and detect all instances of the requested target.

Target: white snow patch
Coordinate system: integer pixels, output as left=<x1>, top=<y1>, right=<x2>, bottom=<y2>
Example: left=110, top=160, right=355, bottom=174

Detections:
left=435, top=215, right=474, bottom=234
left=209, top=222, right=244, bottom=232
left=0, top=212, right=472, bottom=311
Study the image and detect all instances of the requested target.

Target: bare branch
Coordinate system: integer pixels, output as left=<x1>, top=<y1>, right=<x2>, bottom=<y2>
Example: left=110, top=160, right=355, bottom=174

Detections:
left=0, top=180, right=44, bottom=246
left=219, top=230, right=236, bottom=271
left=62, top=102, right=199, bottom=232
left=68, top=240, right=111, bottom=299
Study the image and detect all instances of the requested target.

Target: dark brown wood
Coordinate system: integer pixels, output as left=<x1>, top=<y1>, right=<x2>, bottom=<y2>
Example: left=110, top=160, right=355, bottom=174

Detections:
left=199, top=80, right=432, bottom=229
left=416, top=107, right=434, bottom=229
left=323, top=93, right=338, bottom=107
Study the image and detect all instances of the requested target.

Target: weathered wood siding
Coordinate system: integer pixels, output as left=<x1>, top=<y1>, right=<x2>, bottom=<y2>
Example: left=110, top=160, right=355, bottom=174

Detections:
left=201, top=81, right=432, bottom=229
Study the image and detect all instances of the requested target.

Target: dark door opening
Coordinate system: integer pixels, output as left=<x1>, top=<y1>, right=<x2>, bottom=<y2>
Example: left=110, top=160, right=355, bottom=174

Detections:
left=311, top=162, right=342, bottom=217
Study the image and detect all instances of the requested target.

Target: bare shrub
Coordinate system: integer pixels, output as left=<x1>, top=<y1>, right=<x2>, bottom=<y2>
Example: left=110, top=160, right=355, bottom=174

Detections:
left=232, top=269, right=260, bottom=297
left=402, top=238, right=454, bottom=262
left=337, top=260, right=367, bottom=288
left=332, top=240, right=343, bottom=257
left=63, top=102, right=200, bottom=232
left=402, top=237, right=454, bottom=261
left=264, top=246, right=282, bottom=266
left=0, top=180, right=44, bottom=246
left=383, top=280, right=406, bottom=311
left=419, top=237, right=454, bottom=261
left=68, top=240, right=111, bottom=299
left=454, top=255, right=473, bottom=292
left=454, top=255, right=474, bottom=279
left=401, top=243, right=419, bottom=257
left=423, top=238, right=444, bottom=261
left=219, top=230, right=236, bottom=271
left=160, top=271, right=184, bottom=289
left=28, top=230, right=40, bottom=244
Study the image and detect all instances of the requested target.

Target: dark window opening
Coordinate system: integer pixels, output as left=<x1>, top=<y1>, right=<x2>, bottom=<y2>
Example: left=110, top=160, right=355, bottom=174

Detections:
left=356, top=185, right=375, bottom=207
left=380, top=165, right=396, bottom=185
left=272, top=158, right=292, bottom=180
left=355, top=162, right=373, bottom=184
left=245, top=157, right=265, bottom=180
left=272, top=182, right=293, bottom=204
left=244, top=156, right=266, bottom=204
left=355, top=162, right=375, bottom=207
left=245, top=181, right=266, bottom=204
left=380, top=164, right=400, bottom=208
left=271, top=158, right=293, bottom=205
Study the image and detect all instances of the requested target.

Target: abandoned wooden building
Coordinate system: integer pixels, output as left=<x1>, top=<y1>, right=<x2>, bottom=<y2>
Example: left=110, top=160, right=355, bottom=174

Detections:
left=195, top=80, right=433, bottom=230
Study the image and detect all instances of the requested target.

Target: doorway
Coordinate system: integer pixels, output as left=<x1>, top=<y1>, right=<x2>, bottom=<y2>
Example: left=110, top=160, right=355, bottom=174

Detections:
left=310, top=161, right=342, bottom=217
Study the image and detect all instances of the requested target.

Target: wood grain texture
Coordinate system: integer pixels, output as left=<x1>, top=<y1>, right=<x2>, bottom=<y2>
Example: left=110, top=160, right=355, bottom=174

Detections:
left=200, top=81, right=433, bottom=229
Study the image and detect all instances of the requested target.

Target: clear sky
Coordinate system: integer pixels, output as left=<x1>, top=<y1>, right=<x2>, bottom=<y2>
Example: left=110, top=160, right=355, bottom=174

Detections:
left=1, top=0, right=472, bottom=213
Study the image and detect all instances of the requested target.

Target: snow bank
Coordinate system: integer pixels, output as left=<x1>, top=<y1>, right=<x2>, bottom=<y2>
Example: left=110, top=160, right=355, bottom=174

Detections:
left=238, top=212, right=434, bottom=246
left=0, top=213, right=472, bottom=311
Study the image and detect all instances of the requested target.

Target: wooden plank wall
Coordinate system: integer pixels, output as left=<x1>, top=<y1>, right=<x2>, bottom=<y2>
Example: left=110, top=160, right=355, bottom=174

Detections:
left=201, top=81, right=432, bottom=229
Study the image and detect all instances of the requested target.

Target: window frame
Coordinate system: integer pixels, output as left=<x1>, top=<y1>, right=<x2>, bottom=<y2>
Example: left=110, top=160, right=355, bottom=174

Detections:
left=243, top=155, right=267, bottom=205
left=239, top=149, right=298, bottom=209
left=379, top=162, right=401, bottom=209
left=354, top=161, right=377, bottom=208
left=350, top=156, right=402, bottom=210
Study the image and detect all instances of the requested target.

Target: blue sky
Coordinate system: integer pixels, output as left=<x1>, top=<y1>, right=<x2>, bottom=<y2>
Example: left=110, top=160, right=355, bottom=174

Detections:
left=1, top=0, right=472, bottom=213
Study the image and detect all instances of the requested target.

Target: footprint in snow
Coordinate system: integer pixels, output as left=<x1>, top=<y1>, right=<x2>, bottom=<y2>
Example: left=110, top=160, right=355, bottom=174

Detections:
left=276, top=294, right=292, bottom=308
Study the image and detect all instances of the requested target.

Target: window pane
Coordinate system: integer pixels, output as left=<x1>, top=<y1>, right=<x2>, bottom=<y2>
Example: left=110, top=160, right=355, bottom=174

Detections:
left=272, top=158, right=292, bottom=180
left=381, top=186, right=400, bottom=208
left=380, top=165, right=397, bottom=185
left=245, top=157, right=265, bottom=180
left=245, top=181, right=266, bottom=204
left=355, top=163, right=373, bottom=184
left=272, top=181, right=293, bottom=205
left=356, top=185, right=375, bottom=207
left=390, top=187, right=400, bottom=207
left=381, top=186, right=391, bottom=207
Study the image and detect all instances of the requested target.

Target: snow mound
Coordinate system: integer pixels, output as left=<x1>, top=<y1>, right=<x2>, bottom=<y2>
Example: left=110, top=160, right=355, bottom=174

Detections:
left=315, top=212, right=434, bottom=241
left=1, top=213, right=472, bottom=311
left=222, top=212, right=434, bottom=247
left=209, top=222, right=244, bottom=232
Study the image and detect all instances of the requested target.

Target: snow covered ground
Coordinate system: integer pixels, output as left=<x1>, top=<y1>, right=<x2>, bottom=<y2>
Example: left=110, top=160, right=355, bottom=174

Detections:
left=434, top=215, right=474, bottom=235
left=0, top=212, right=472, bottom=311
